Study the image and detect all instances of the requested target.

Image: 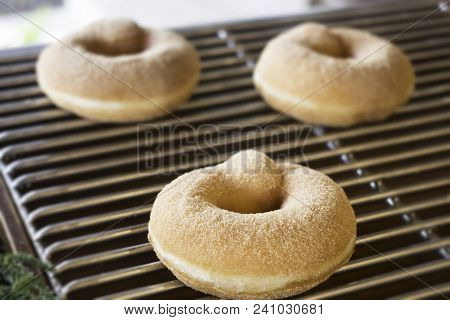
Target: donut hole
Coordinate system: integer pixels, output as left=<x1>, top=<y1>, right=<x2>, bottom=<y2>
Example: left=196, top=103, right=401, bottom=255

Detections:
left=72, top=19, right=152, bottom=56
left=209, top=178, right=283, bottom=214
left=294, top=28, right=350, bottom=58
left=308, top=42, right=349, bottom=59
left=198, top=150, right=286, bottom=214
left=214, top=192, right=283, bottom=214
left=81, top=33, right=150, bottom=56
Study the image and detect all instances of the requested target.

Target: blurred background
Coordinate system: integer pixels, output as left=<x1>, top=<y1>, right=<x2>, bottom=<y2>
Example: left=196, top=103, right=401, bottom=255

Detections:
left=0, top=0, right=377, bottom=49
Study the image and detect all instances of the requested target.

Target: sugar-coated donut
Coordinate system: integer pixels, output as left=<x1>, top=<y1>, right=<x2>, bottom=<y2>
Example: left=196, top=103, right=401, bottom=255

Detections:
left=37, top=19, right=200, bottom=123
left=253, top=22, right=415, bottom=127
left=148, top=150, right=356, bottom=299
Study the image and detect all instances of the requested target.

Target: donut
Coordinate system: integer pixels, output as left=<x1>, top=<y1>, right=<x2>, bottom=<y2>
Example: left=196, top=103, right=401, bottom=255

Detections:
left=148, top=150, right=356, bottom=299
left=253, top=22, right=415, bottom=127
left=36, top=19, right=200, bottom=123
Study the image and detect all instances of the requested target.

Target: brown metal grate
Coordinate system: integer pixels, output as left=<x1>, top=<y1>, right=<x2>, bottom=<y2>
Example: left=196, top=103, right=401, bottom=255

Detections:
left=0, top=0, right=449, bottom=299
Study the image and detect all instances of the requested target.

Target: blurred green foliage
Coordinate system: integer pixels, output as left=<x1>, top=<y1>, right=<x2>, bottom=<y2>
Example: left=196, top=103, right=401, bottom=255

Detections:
left=0, top=252, right=56, bottom=300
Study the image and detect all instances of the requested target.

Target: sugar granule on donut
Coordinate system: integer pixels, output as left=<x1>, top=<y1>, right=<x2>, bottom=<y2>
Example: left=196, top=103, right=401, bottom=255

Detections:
left=37, top=18, right=200, bottom=123
left=148, top=150, right=356, bottom=299
left=253, top=22, right=415, bottom=127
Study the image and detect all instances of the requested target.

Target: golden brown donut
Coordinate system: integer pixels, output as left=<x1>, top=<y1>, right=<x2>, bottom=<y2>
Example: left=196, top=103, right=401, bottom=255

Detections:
left=253, top=22, right=415, bottom=127
left=148, top=150, right=356, bottom=299
left=37, top=19, right=200, bottom=122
